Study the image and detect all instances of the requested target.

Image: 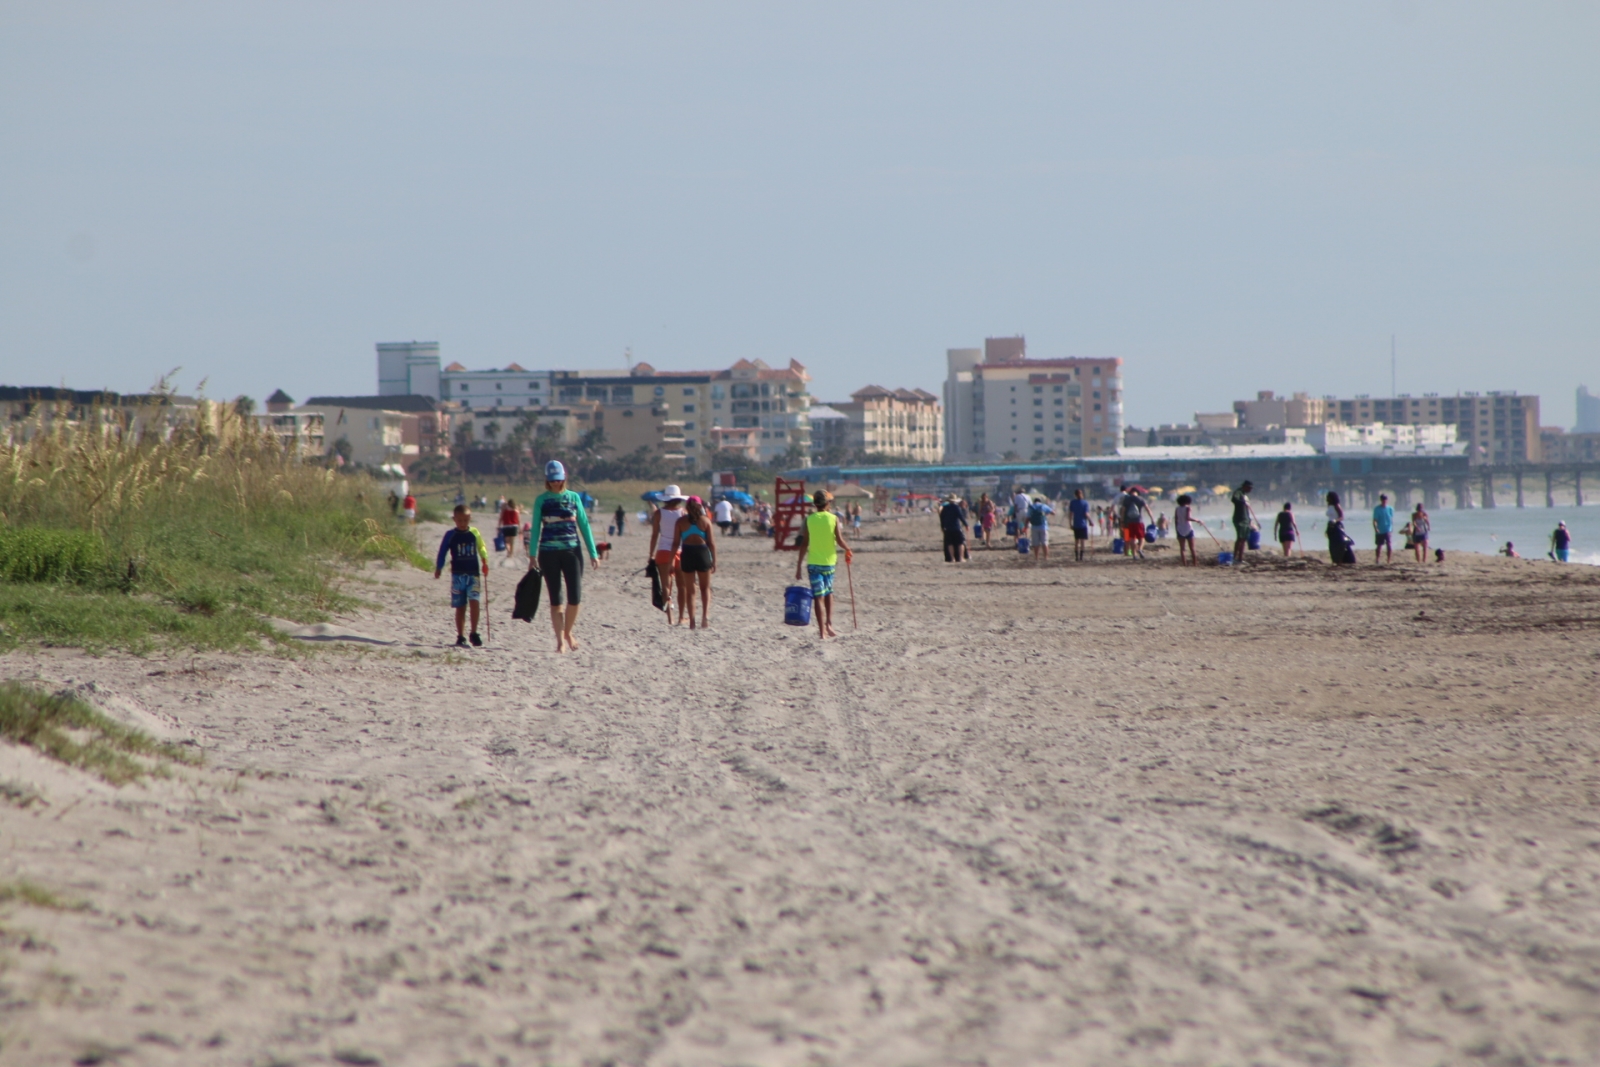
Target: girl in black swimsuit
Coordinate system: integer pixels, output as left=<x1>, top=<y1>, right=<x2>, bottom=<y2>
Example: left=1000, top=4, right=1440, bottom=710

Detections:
left=671, top=498, right=717, bottom=630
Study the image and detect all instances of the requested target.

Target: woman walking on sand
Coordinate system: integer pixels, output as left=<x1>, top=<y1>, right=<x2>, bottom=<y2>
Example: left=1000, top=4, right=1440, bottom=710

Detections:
left=1410, top=504, right=1432, bottom=563
left=670, top=497, right=717, bottom=628
left=647, top=486, right=688, bottom=624
left=527, top=461, right=601, bottom=653
left=978, top=493, right=996, bottom=548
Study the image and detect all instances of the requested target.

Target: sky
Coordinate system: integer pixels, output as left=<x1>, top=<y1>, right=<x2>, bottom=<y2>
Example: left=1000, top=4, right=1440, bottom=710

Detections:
left=2, top=1, right=1597, bottom=427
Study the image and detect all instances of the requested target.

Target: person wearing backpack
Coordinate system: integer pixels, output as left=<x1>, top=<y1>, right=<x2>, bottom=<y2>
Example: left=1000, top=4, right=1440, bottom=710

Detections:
left=1117, top=486, right=1152, bottom=560
left=1027, top=496, right=1055, bottom=562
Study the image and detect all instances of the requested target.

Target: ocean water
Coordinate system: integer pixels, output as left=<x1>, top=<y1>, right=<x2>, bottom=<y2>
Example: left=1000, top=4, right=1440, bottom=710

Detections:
left=1180, top=502, right=1599, bottom=566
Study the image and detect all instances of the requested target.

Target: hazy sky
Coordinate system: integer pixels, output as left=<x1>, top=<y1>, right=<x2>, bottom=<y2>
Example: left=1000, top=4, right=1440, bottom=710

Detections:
left=3, top=2, right=1596, bottom=427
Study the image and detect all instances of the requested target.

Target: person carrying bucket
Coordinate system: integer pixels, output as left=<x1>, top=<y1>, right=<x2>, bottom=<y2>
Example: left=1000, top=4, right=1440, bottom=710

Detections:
left=793, top=490, right=852, bottom=639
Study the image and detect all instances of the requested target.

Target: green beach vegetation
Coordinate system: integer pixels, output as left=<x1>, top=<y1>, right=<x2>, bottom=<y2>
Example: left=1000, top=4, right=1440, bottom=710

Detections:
left=0, top=397, right=422, bottom=652
left=0, top=681, right=199, bottom=785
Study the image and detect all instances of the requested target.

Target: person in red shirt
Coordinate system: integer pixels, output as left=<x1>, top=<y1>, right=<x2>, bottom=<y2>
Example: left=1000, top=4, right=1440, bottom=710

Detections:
left=401, top=493, right=417, bottom=524
left=498, top=499, right=520, bottom=562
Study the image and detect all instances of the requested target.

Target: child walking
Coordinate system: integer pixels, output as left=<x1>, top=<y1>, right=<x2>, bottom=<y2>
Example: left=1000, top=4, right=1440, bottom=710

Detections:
left=434, top=504, right=490, bottom=647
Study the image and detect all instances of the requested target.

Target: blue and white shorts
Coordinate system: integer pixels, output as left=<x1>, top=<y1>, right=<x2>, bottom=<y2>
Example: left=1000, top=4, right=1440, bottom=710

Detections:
left=450, top=573, right=481, bottom=608
left=806, top=564, right=836, bottom=599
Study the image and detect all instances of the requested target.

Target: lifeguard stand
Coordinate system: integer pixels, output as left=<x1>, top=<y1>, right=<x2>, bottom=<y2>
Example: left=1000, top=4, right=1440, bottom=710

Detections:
left=772, top=477, right=810, bottom=551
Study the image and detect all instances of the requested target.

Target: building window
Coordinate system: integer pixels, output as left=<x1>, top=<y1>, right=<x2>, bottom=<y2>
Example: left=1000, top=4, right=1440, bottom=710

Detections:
left=684, top=422, right=695, bottom=431
left=495, top=383, right=502, bottom=390
left=683, top=404, right=695, bottom=413
left=459, top=383, right=469, bottom=392
left=654, top=386, right=665, bottom=397
left=683, top=388, right=695, bottom=396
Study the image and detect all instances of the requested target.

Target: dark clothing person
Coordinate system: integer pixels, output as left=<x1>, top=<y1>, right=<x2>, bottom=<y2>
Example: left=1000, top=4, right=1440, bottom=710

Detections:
left=940, top=500, right=967, bottom=563
left=538, top=547, right=584, bottom=606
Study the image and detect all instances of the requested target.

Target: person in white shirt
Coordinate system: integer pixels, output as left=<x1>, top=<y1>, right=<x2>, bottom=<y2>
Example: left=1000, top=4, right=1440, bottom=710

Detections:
left=713, top=497, right=734, bottom=535
left=1011, top=488, right=1032, bottom=541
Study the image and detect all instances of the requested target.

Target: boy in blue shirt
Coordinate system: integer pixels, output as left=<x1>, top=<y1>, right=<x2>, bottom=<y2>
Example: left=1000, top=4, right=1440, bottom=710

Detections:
left=434, top=505, right=491, bottom=647
left=1371, top=493, right=1395, bottom=564
left=1067, top=489, right=1091, bottom=561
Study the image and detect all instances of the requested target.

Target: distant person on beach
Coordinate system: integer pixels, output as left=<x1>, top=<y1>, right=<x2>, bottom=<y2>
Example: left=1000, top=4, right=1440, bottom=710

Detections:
left=670, top=497, right=717, bottom=629
left=1274, top=502, right=1299, bottom=557
left=614, top=504, right=626, bottom=537
left=939, top=494, right=968, bottom=563
left=1410, top=504, right=1431, bottom=563
left=498, top=498, right=520, bottom=563
left=1325, top=491, right=1355, bottom=565
left=1230, top=481, right=1259, bottom=560
left=401, top=492, right=416, bottom=524
left=794, top=490, right=852, bottom=639
left=433, top=504, right=490, bottom=648
left=1173, top=494, right=1200, bottom=565
left=1371, top=494, right=1395, bottom=564
left=1011, top=487, right=1031, bottom=541
left=647, top=486, right=688, bottom=623
left=1068, top=489, right=1091, bottom=561
left=849, top=502, right=863, bottom=534
left=528, top=460, right=601, bottom=653
left=388, top=490, right=400, bottom=516
left=1551, top=521, right=1572, bottom=562
left=1117, top=486, right=1151, bottom=560
left=714, top=497, right=734, bottom=535
left=1027, top=496, right=1053, bottom=561
left=454, top=489, right=466, bottom=509
left=978, top=493, right=997, bottom=548
left=1502, top=541, right=1520, bottom=558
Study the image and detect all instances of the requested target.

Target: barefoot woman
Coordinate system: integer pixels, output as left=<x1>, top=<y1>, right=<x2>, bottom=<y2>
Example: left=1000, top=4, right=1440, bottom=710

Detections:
left=527, top=461, right=601, bottom=652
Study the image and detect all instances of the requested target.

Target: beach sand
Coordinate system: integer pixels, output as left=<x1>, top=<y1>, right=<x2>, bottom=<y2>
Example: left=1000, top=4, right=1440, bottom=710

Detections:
left=3, top=518, right=1599, bottom=1065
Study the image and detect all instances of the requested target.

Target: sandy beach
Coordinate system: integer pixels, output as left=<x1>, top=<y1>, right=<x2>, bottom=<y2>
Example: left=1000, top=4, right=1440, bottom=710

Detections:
left=3, top=518, right=1599, bottom=1066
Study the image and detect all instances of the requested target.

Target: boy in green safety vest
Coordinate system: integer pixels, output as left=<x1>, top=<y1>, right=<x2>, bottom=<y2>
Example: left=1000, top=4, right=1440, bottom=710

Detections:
left=793, top=489, right=853, bottom=639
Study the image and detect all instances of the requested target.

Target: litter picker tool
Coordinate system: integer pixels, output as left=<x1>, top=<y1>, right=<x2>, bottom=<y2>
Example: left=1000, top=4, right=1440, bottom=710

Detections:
left=845, top=552, right=859, bottom=631
left=483, top=565, right=492, bottom=645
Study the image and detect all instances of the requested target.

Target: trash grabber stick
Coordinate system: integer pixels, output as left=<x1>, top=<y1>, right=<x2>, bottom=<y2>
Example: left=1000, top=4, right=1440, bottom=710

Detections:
left=484, top=567, right=492, bottom=645
left=846, top=554, right=859, bottom=631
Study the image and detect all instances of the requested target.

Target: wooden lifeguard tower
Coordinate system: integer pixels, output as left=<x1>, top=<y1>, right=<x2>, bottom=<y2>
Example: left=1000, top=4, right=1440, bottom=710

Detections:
left=771, top=477, right=810, bottom=551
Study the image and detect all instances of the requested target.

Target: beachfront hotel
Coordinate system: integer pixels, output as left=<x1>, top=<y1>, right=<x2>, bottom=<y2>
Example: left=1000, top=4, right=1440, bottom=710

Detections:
left=943, top=336, right=1123, bottom=462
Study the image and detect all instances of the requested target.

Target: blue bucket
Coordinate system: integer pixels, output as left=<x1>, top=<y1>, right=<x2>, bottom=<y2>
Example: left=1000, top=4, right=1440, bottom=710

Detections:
left=1112, top=537, right=1125, bottom=554
left=1247, top=529, right=1262, bottom=550
left=784, top=584, right=813, bottom=626
left=1217, top=551, right=1234, bottom=565
left=1016, top=536, right=1030, bottom=554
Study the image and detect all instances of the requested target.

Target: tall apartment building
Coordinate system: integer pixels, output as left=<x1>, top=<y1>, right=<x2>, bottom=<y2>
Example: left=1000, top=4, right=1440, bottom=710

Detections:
left=1577, top=385, right=1600, bottom=433
left=1324, top=392, right=1541, bottom=464
left=943, top=337, right=1122, bottom=461
left=377, top=342, right=443, bottom=401
left=1230, top=389, right=1544, bottom=464
left=823, top=386, right=942, bottom=463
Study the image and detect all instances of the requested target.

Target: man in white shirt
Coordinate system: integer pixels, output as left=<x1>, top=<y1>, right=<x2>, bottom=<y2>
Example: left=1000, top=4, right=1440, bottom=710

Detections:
left=713, top=497, right=734, bottom=535
left=1011, top=488, right=1031, bottom=540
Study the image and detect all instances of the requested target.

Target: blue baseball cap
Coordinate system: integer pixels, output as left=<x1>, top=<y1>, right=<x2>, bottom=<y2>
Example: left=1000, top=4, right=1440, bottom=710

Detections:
left=545, top=460, right=566, bottom=481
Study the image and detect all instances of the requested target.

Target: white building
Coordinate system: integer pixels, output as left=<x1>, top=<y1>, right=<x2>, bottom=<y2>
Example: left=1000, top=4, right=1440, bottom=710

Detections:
left=297, top=402, right=406, bottom=468
left=1305, top=421, right=1463, bottom=455
left=440, top=361, right=552, bottom=410
left=377, top=342, right=443, bottom=401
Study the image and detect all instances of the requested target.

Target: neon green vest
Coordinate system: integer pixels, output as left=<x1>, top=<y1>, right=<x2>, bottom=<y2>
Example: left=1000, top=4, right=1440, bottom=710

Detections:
left=806, top=511, right=838, bottom=566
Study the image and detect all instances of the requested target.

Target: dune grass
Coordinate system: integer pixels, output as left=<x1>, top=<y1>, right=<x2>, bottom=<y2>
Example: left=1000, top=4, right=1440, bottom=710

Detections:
left=0, top=399, right=424, bottom=651
left=0, top=681, right=200, bottom=785
left=0, top=879, right=84, bottom=911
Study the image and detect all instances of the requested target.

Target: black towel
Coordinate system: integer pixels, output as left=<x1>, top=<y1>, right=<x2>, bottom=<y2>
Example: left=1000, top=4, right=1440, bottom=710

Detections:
left=512, top=568, right=542, bottom=621
left=646, top=559, right=667, bottom=611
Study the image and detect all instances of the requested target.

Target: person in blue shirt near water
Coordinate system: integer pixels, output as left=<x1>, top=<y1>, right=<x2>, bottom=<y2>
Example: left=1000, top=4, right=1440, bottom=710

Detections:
left=1372, top=493, right=1395, bottom=564
left=527, top=460, right=601, bottom=653
left=434, top=505, right=491, bottom=648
